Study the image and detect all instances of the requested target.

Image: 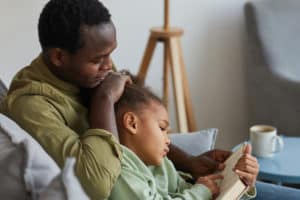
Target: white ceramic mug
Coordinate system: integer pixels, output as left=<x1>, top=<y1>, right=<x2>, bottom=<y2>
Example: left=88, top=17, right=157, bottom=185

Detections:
left=250, top=125, right=284, bottom=157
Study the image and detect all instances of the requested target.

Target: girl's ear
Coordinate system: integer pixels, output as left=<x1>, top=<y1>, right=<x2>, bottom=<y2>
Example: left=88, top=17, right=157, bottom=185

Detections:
left=123, top=112, right=139, bottom=135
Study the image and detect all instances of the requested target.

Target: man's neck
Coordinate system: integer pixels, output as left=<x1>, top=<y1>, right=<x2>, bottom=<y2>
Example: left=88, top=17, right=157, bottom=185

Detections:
left=42, top=53, right=64, bottom=82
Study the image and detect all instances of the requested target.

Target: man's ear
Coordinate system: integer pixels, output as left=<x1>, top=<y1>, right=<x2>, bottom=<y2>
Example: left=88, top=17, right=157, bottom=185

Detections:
left=48, top=48, right=68, bottom=67
left=123, top=112, right=139, bottom=135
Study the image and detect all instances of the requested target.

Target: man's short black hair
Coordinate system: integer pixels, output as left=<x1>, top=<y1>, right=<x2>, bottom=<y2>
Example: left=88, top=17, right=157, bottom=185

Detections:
left=38, top=0, right=111, bottom=53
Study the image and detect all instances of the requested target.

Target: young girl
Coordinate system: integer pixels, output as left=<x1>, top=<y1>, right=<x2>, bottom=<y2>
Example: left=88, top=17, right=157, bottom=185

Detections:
left=109, top=84, right=256, bottom=200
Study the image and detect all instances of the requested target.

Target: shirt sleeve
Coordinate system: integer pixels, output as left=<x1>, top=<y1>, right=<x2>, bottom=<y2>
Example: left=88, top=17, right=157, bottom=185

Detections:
left=109, top=158, right=212, bottom=200
left=167, top=158, right=212, bottom=199
left=3, top=95, right=121, bottom=200
left=241, top=186, right=257, bottom=200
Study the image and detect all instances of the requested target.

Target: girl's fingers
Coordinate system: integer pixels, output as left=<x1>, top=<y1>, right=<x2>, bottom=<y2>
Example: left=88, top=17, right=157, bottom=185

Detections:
left=244, top=153, right=258, bottom=162
left=235, top=161, right=259, bottom=174
left=235, top=164, right=259, bottom=176
left=206, top=173, right=224, bottom=180
left=235, top=155, right=259, bottom=171
left=243, top=144, right=252, bottom=154
left=235, top=169, right=256, bottom=186
left=239, top=154, right=258, bottom=165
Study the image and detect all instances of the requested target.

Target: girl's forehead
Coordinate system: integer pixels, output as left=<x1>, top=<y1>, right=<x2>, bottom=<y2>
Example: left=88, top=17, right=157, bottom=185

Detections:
left=139, top=101, right=168, bottom=119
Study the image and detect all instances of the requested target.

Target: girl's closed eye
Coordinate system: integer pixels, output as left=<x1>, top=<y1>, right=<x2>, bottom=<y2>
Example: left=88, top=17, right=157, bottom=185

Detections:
left=159, top=120, right=170, bottom=132
left=160, top=126, right=166, bottom=131
left=160, top=125, right=170, bottom=132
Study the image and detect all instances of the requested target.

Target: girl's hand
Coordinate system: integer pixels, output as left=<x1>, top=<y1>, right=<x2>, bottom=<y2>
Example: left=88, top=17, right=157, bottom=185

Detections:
left=196, top=174, right=223, bottom=199
left=234, top=144, right=259, bottom=187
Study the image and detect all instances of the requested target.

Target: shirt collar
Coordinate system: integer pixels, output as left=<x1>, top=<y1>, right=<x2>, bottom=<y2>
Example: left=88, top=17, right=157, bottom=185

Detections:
left=32, top=54, right=80, bottom=95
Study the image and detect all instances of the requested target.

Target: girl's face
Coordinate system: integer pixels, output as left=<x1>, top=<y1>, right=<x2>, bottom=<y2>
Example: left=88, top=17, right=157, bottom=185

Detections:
left=132, top=102, right=171, bottom=166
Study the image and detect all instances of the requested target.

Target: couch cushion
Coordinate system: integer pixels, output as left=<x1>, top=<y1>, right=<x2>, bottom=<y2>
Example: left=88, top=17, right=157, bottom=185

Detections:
left=38, top=158, right=90, bottom=200
left=169, top=128, right=218, bottom=156
left=0, top=114, right=60, bottom=199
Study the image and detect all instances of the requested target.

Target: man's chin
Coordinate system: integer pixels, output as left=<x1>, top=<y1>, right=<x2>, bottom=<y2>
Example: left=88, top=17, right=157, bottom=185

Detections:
left=83, top=80, right=103, bottom=88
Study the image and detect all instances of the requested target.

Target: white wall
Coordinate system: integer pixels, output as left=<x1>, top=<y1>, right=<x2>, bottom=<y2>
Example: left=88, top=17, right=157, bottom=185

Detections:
left=0, top=0, right=250, bottom=150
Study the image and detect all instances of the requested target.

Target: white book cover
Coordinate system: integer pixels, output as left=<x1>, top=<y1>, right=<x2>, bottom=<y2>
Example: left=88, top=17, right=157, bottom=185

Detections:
left=216, top=144, right=249, bottom=200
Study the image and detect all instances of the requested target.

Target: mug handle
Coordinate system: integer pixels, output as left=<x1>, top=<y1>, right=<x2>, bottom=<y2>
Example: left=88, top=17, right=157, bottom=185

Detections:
left=271, top=135, right=284, bottom=153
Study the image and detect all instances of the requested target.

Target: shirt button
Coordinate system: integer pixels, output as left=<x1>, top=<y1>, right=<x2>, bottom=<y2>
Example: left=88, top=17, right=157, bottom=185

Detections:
left=143, top=189, right=153, bottom=197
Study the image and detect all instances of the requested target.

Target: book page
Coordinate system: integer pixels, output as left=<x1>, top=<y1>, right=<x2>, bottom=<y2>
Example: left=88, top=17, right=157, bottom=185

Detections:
left=216, top=144, right=248, bottom=200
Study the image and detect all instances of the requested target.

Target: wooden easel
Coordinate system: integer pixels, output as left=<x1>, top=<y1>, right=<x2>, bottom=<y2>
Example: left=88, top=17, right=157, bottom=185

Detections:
left=137, top=0, right=196, bottom=132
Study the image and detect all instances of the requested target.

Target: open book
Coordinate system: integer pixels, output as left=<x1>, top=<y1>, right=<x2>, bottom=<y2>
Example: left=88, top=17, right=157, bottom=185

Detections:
left=216, top=144, right=249, bottom=200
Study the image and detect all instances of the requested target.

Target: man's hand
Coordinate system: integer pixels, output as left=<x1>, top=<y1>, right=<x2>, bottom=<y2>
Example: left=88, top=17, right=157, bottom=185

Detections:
left=196, top=174, right=223, bottom=199
left=168, top=144, right=231, bottom=179
left=188, top=149, right=231, bottom=178
left=92, top=72, right=132, bottom=103
left=89, top=72, right=132, bottom=137
left=234, top=144, right=259, bottom=187
left=119, top=70, right=143, bottom=86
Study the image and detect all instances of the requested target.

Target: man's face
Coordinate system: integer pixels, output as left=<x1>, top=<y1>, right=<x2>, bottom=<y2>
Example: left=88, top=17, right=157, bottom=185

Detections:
left=133, top=102, right=171, bottom=166
left=61, top=22, right=117, bottom=88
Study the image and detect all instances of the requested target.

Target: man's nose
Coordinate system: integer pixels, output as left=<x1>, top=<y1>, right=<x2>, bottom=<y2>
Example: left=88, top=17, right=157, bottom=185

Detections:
left=101, top=57, right=113, bottom=71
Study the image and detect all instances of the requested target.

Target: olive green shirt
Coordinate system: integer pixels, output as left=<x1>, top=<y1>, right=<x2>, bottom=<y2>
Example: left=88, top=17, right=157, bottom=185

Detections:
left=0, top=55, right=122, bottom=200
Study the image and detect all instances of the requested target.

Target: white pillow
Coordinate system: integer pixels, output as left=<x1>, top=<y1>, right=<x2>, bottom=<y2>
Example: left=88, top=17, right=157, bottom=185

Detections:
left=0, top=114, right=60, bottom=200
left=169, top=128, right=218, bottom=156
left=38, top=158, right=90, bottom=200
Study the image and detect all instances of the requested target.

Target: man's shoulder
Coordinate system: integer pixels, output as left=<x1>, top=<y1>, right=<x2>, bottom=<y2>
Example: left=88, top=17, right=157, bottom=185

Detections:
left=7, top=55, right=79, bottom=102
left=4, top=81, right=65, bottom=112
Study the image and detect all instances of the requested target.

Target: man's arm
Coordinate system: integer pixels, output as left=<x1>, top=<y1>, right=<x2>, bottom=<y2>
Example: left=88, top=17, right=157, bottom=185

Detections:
left=4, top=96, right=119, bottom=200
left=167, top=144, right=193, bottom=174
left=168, top=144, right=231, bottom=178
left=2, top=72, right=132, bottom=200
left=89, top=72, right=132, bottom=140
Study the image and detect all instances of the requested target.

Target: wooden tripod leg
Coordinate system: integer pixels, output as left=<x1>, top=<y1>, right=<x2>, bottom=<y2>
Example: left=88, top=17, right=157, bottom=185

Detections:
left=178, top=42, right=197, bottom=131
left=168, top=37, right=188, bottom=133
left=163, top=41, right=170, bottom=110
left=137, top=36, right=157, bottom=84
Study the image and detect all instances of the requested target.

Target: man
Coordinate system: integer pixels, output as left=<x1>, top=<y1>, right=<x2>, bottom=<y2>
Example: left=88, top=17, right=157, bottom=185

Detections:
left=1, top=0, right=300, bottom=199
left=0, top=0, right=227, bottom=199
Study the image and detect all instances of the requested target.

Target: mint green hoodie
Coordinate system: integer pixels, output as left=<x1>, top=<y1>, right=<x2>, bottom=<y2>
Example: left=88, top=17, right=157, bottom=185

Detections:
left=109, top=145, right=212, bottom=200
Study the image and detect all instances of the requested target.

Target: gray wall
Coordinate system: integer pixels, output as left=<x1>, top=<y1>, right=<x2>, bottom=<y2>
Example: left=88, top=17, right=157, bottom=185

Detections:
left=0, top=0, right=250, bottom=150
